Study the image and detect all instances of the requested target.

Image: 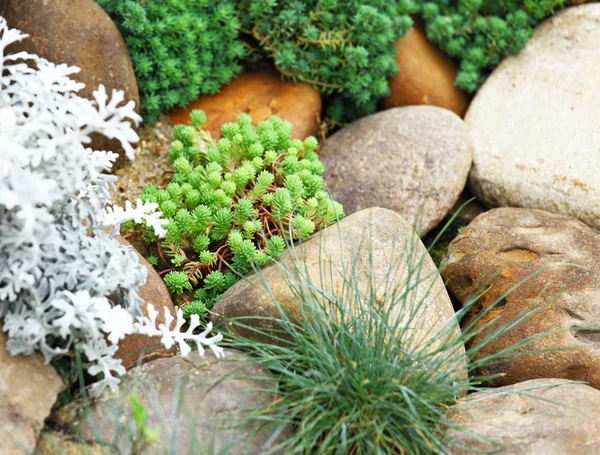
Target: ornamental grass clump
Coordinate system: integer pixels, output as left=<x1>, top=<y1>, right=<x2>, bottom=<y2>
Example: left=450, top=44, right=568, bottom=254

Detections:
left=137, top=110, right=343, bottom=322
left=221, top=213, right=568, bottom=453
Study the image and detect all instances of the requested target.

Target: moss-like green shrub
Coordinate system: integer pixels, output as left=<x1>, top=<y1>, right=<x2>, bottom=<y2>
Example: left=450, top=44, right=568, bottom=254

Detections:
left=418, top=0, right=569, bottom=93
left=96, top=0, right=245, bottom=123
left=137, top=111, right=343, bottom=320
left=240, top=0, right=414, bottom=121
left=97, top=0, right=414, bottom=123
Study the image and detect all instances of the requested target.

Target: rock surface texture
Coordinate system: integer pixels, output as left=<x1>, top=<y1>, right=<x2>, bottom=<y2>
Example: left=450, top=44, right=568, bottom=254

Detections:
left=213, top=208, right=467, bottom=379
left=170, top=70, right=322, bottom=140
left=0, top=324, right=64, bottom=455
left=466, top=4, right=600, bottom=230
left=442, top=207, right=600, bottom=388
left=36, top=432, right=109, bottom=455
left=0, top=0, right=140, bottom=162
left=55, top=349, right=289, bottom=454
left=320, top=106, right=473, bottom=235
left=445, top=379, right=600, bottom=454
left=381, top=22, right=469, bottom=117
left=113, top=236, right=176, bottom=370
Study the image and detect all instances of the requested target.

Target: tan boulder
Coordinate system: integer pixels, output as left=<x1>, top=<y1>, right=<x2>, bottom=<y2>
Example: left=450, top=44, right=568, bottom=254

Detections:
left=445, top=379, right=600, bottom=454
left=169, top=69, right=322, bottom=140
left=381, top=22, right=469, bottom=117
left=53, top=349, right=290, bottom=454
left=213, top=208, right=467, bottom=379
left=442, top=207, right=600, bottom=388
left=0, top=0, right=140, bottom=162
left=0, top=323, right=64, bottom=455
left=465, top=4, right=600, bottom=231
left=320, top=106, right=473, bottom=235
left=113, top=236, right=175, bottom=370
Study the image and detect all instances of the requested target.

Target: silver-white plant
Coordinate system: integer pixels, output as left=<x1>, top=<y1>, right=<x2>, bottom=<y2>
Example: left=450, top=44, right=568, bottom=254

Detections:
left=0, top=18, right=223, bottom=394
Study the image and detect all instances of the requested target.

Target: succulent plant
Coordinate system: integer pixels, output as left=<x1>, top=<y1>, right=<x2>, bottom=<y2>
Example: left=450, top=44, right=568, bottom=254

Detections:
left=137, top=111, right=344, bottom=320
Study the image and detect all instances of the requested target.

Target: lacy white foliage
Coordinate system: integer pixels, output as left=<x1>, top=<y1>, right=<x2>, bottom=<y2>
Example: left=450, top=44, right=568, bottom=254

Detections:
left=134, top=304, right=223, bottom=357
left=0, top=18, right=219, bottom=394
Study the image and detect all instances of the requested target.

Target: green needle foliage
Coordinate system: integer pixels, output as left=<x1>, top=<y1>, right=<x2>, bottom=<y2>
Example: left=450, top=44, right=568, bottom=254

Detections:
left=240, top=0, right=414, bottom=122
left=97, top=0, right=415, bottom=123
left=221, top=214, right=570, bottom=453
left=137, top=110, right=343, bottom=322
left=417, top=0, right=570, bottom=93
left=96, top=0, right=245, bottom=123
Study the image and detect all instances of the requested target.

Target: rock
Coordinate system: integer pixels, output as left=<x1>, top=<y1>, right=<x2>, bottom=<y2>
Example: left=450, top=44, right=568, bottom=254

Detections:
left=54, top=349, right=290, bottom=454
left=110, top=118, right=174, bottom=208
left=112, top=236, right=176, bottom=370
left=465, top=4, right=600, bottom=231
left=213, top=208, right=467, bottom=379
left=320, top=106, right=473, bottom=235
left=36, top=432, right=109, bottom=455
left=442, top=207, right=600, bottom=388
left=450, top=189, right=487, bottom=225
left=381, top=22, right=469, bottom=117
left=445, top=379, right=600, bottom=454
left=0, top=0, right=140, bottom=162
left=0, top=323, right=64, bottom=455
left=169, top=70, right=322, bottom=140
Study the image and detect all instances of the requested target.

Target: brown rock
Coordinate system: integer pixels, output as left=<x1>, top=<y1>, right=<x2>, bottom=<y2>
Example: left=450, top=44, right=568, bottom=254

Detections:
left=1, top=0, right=140, bottom=162
left=381, top=22, right=469, bottom=117
left=213, top=208, right=467, bottom=381
left=320, top=106, right=473, bottom=235
left=450, top=189, right=487, bottom=225
left=445, top=379, right=600, bottom=454
left=0, top=323, right=64, bottom=455
left=36, top=432, right=109, bottom=455
left=442, top=207, right=600, bottom=388
left=170, top=70, right=322, bottom=140
left=54, top=349, right=291, bottom=454
left=113, top=236, right=176, bottom=370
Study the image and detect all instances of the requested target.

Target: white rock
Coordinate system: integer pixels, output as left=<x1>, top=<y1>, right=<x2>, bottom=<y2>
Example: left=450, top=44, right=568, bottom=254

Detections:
left=466, top=4, right=600, bottom=230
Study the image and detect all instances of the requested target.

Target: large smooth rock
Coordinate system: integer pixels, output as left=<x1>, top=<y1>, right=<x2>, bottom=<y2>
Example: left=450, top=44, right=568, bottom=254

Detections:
left=466, top=4, right=600, bottom=230
left=113, top=236, right=176, bottom=370
left=320, top=107, right=473, bottom=235
left=213, top=208, right=467, bottom=379
left=445, top=379, right=600, bottom=454
left=170, top=70, right=322, bottom=140
left=381, top=22, right=469, bottom=117
left=442, top=207, right=600, bottom=388
left=0, top=324, right=64, bottom=455
left=1, top=0, right=140, bottom=160
left=54, top=349, right=290, bottom=454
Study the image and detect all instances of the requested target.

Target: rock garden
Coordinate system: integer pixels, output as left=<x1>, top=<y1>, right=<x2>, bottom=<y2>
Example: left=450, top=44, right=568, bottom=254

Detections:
left=1, top=0, right=600, bottom=454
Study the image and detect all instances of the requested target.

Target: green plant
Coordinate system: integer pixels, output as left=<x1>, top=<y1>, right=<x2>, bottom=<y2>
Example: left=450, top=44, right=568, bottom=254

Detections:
left=240, top=0, right=414, bottom=121
left=220, top=213, right=570, bottom=454
left=97, top=0, right=416, bottom=124
left=137, top=110, right=343, bottom=322
left=96, top=0, right=245, bottom=123
left=129, top=394, right=160, bottom=454
left=418, top=0, right=569, bottom=93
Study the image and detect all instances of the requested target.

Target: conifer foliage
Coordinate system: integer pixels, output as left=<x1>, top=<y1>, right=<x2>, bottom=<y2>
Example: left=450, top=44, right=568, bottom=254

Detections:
left=96, top=0, right=414, bottom=123
left=240, top=0, right=414, bottom=121
left=138, top=111, right=344, bottom=321
left=96, top=0, right=244, bottom=123
left=417, top=0, right=568, bottom=93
